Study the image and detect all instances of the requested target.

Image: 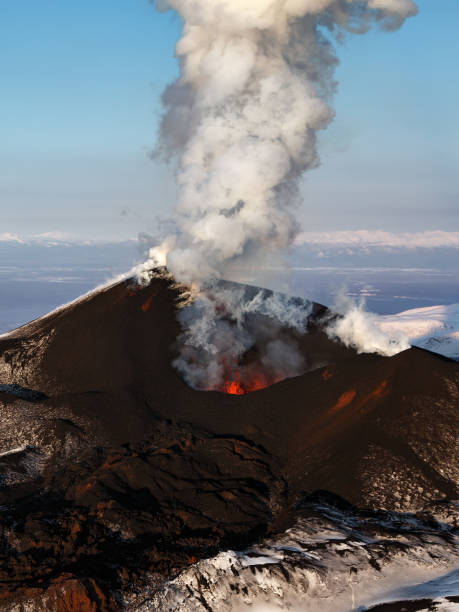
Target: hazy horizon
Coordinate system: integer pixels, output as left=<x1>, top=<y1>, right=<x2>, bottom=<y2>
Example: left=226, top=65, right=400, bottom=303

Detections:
left=1, top=0, right=458, bottom=242
left=2, top=235, right=459, bottom=335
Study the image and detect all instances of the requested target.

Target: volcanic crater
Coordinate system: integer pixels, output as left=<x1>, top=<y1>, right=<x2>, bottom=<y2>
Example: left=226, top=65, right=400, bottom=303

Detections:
left=0, top=272, right=457, bottom=610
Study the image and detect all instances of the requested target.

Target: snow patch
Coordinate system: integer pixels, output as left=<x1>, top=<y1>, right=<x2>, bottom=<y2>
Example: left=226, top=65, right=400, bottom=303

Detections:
left=377, top=304, right=459, bottom=361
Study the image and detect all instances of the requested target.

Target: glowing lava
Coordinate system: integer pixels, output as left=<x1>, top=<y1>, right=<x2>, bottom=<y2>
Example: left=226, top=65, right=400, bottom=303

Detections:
left=219, top=367, right=271, bottom=395
left=222, top=380, right=245, bottom=395
left=243, top=375, right=269, bottom=393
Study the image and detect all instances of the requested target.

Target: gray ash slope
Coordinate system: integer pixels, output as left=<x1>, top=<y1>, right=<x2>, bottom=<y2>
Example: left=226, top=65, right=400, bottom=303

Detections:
left=0, top=273, right=457, bottom=610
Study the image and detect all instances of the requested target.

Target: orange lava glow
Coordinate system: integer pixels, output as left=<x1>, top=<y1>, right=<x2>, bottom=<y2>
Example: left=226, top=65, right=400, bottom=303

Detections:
left=366, top=380, right=388, bottom=401
left=223, top=380, right=245, bottom=395
left=330, top=389, right=356, bottom=413
left=219, top=369, right=271, bottom=395
left=244, top=375, right=269, bottom=393
left=328, top=380, right=389, bottom=415
left=141, top=293, right=157, bottom=312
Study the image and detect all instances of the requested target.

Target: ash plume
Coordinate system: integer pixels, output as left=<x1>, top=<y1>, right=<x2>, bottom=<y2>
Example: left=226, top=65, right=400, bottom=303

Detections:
left=143, top=0, right=417, bottom=390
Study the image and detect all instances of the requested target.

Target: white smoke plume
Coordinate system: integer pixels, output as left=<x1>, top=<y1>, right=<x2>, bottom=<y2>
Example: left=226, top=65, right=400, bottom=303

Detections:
left=149, top=0, right=417, bottom=285
left=172, top=282, right=311, bottom=391
left=326, top=291, right=410, bottom=356
left=143, top=0, right=417, bottom=390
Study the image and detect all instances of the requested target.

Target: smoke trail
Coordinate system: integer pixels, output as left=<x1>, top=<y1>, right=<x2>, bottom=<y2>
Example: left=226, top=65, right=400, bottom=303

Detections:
left=325, top=291, right=410, bottom=356
left=143, top=0, right=417, bottom=390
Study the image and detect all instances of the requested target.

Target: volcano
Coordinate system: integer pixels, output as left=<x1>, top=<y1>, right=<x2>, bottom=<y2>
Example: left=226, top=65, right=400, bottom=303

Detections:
left=0, top=272, right=457, bottom=610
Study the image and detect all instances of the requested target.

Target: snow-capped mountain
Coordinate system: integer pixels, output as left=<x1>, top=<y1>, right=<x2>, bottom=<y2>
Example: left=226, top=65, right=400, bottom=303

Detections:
left=378, top=304, right=459, bottom=361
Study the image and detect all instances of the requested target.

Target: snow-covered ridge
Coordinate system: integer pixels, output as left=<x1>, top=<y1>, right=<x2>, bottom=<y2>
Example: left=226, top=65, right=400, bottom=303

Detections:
left=326, top=296, right=459, bottom=361
left=377, top=303, right=459, bottom=361
left=131, top=497, right=458, bottom=611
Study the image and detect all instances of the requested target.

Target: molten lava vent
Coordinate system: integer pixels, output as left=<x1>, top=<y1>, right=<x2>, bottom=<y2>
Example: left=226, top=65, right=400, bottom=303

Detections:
left=216, top=359, right=278, bottom=395
left=172, top=282, right=313, bottom=395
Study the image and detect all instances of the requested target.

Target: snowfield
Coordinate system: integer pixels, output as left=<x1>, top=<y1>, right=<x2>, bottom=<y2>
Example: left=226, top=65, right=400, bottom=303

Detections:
left=378, top=303, right=459, bottom=361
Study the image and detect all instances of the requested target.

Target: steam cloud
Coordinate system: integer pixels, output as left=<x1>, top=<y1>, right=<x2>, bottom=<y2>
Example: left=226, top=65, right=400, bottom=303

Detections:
left=143, top=0, right=417, bottom=390
left=172, top=284, right=311, bottom=391
left=326, top=291, right=410, bottom=356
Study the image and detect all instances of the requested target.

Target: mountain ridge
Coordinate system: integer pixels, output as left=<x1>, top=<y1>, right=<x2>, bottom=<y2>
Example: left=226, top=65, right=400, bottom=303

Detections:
left=0, top=272, right=457, bottom=609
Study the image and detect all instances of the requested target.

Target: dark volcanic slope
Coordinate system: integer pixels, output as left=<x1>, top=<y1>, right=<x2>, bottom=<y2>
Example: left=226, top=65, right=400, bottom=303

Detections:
left=0, top=274, right=457, bottom=609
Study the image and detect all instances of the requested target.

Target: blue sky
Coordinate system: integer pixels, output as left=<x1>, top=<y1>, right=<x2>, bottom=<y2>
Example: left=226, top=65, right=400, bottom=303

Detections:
left=1, top=0, right=458, bottom=239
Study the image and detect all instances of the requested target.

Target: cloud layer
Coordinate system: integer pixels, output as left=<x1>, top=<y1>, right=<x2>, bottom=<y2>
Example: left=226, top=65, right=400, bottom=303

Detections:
left=295, top=231, right=459, bottom=250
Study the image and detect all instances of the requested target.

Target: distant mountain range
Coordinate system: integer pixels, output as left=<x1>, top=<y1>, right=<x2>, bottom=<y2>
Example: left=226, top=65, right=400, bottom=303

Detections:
left=3, top=229, right=459, bottom=251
